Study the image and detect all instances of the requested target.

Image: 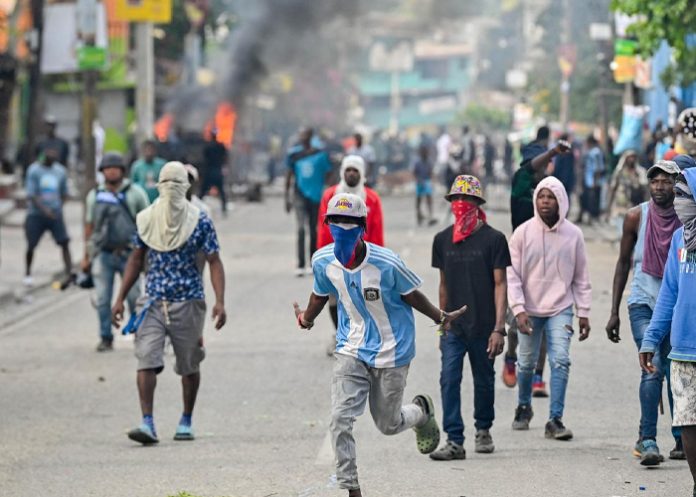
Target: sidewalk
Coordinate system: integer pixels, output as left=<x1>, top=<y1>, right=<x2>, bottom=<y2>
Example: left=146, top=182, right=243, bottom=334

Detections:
left=0, top=201, right=84, bottom=305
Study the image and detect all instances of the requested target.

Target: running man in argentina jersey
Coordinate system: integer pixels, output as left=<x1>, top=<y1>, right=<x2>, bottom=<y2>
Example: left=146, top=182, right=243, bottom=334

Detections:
left=293, top=193, right=466, bottom=497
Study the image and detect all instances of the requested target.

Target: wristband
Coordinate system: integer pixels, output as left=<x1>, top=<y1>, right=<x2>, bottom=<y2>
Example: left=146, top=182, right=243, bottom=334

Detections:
left=297, top=313, right=314, bottom=330
left=492, top=328, right=507, bottom=337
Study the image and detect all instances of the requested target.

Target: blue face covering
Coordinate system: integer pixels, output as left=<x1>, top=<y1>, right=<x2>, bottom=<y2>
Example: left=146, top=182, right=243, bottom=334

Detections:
left=329, top=224, right=364, bottom=266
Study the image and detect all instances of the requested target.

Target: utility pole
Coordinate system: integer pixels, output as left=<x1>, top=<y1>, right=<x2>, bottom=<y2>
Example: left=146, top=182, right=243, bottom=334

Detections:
left=26, top=0, right=44, bottom=166
left=590, top=17, right=614, bottom=153
left=135, top=22, right=154, bottom=145
left=77, top=0, right=98, bottom=197
left=558, top=0, right=571, bottom=127
left=389, top=70, right=400, bottom=135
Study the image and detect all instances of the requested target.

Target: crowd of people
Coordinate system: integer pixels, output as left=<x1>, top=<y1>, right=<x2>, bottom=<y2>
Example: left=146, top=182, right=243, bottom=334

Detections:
left=18, top=117, right=231, bottom=290
left=288, top=120, right=696, bottom=497
left=14, top=106, right=696, bottom=497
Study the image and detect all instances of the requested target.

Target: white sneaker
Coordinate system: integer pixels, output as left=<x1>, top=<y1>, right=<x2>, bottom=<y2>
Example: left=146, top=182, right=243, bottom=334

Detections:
left=294, top=268, right=305, bottom=278
left=22, top=276, right=34, bottom=287
left=304, top=267, right=313, bottom=276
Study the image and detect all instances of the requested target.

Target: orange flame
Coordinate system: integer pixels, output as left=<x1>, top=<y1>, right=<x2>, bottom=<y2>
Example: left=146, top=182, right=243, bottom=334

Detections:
left=153, top=113, right=173, bottom=142
left=153, top=103, right=236, bottom=149
left=204, top=103, right=236, bottom=149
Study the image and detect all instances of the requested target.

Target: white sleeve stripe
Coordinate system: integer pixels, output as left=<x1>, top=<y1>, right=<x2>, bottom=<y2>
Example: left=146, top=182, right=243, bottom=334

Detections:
left=369, top=253, right=422, bottom=284
left=311, top=254, right=335, bottom=266
left=376, top=257, right=422, bottom=285
left=369, top=250, right=413, bottom=269
left=314, top=246, right=334, bottom=256
left=400, top=281, right=422, bottom=295
left=370, top=254, right=422, bottom=287
left=311, top=247, right=335, bottom=260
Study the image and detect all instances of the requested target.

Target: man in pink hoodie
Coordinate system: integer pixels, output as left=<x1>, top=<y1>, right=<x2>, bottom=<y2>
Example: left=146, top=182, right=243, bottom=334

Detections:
left=508, top=176, right=592, bottom=440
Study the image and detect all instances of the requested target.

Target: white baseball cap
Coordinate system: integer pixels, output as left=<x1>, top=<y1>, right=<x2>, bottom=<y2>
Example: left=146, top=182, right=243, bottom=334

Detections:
left=326, top=193, right=367, bottom=219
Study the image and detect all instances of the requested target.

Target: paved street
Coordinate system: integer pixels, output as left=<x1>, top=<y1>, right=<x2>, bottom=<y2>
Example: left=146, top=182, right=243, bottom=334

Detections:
left=0, top=193, right=689, bottom=497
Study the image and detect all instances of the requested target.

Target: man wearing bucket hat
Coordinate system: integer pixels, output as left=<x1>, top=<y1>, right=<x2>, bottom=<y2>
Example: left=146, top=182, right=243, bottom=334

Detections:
left=112, top=161, right=227, bottom=445
left=293, top=192, right=466, bottom=496
left=82, top=152, right=150, bottom=352
left=429, top=175, right=510, bottom=460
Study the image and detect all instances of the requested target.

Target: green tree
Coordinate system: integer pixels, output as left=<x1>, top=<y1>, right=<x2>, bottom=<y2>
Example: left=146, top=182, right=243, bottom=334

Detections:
left=456, top=103, right=511, bottom=132
left=611, top=0, right=696, bottom=86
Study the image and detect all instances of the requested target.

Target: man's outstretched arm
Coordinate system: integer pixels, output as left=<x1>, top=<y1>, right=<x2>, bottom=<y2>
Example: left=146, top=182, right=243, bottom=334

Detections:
left=294, top=293, right=330, bottom=329
left=401, top=289, right=467, bottom=331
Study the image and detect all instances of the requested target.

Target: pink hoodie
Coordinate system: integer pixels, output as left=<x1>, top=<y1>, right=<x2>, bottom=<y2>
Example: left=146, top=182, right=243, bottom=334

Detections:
left=507, top=176, right=592, bottom=318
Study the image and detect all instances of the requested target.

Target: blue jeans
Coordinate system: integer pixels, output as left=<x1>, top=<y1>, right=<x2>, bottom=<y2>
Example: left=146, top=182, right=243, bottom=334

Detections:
left=518, top=307, right=573, bottom=420
left=439, top=332, right=495, bottom=445
left=93, top=250, right=139, bottom=341
left=628, top=304, right=680, bottom=442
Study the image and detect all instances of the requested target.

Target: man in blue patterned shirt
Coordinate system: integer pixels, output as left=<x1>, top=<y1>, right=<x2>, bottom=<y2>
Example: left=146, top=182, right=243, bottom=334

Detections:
left=112, top=162, right=227, bottom=445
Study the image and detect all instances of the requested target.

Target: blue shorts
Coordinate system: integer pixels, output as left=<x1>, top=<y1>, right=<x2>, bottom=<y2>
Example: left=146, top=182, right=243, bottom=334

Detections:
left=25, top=213, right=70, bottom=250
left=416, top=180, right=433, bottom=197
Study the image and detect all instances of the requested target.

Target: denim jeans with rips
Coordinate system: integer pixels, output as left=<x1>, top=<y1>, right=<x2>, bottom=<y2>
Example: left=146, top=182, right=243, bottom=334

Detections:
left=518, top=306, right=573, bottom=420
left=628, top=304, right=681, bottom=443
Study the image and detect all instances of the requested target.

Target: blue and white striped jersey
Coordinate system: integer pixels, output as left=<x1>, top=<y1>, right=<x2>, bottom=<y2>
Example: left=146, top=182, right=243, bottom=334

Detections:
left=312, top=243, right=422, bottom=368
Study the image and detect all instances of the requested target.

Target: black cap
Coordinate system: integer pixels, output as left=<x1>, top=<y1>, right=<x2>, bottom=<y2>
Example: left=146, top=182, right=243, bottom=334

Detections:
left=99, top=152, right=126, bottom=171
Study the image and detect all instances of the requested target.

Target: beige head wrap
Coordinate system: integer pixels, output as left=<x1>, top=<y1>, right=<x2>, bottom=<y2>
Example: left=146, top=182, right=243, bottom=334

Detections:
left=136, top=161, right=201, bottom=252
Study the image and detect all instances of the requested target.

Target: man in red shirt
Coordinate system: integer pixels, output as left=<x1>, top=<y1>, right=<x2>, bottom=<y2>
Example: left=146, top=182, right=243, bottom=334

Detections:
left=317, top=155, right=385, bottom=347
left=318, top=155, right=384, bottom=248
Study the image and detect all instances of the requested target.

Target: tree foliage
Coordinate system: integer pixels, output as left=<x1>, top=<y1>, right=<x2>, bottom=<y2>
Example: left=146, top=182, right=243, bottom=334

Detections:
left=611, top=0, right=696, bottom=86
left=456, top=103, right=511, bottom=132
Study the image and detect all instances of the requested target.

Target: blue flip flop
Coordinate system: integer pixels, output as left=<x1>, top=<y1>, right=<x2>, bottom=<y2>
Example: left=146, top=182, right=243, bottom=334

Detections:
left=174, top=424, right=195, bottom=441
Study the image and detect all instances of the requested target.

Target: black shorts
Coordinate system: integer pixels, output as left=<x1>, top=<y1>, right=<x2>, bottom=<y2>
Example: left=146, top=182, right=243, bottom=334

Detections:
left=25, top=213, right=70, bottom=250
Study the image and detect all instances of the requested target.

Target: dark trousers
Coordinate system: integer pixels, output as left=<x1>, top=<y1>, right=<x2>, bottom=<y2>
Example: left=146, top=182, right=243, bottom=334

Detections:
left=200, top=172, right=227, bottom=212
left=439, top=332, right=495, bottom=445
left=295, top=193, right=319, bottom=269
left=581, top=186, right=601, bottom=219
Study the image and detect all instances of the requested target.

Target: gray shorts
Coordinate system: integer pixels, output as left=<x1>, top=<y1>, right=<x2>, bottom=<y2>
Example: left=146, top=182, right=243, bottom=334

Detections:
left=671, top=360, right=696, bottom=427
left=134, top=298, right=206, bottom=376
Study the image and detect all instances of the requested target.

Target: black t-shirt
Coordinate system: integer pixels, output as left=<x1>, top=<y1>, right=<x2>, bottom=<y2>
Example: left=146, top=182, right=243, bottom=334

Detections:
left=203, top=142, right=228, bottom=173
left=432, top=224, right=511, bottom=338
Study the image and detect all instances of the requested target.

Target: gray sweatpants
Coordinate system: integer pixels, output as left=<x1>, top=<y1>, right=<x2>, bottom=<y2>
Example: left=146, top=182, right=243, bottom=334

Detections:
left=330, top=353, right=426, bottom=490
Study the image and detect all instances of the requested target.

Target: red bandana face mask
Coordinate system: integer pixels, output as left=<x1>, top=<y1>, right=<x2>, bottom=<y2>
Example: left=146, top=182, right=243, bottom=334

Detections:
left=451, top=200, right=486, bottom=243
